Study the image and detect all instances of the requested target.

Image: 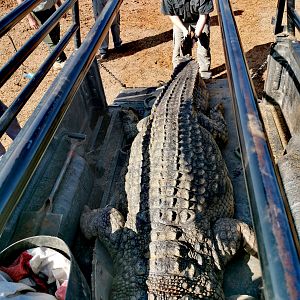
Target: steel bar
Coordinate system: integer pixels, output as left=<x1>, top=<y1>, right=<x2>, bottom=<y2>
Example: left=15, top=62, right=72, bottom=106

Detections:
left=274, top=0, right=286, bottom=34
left=0, top=0, right=122, bottom=235
left=288, top=6, right=300, bottom=33
left=287, top=0, right=296, bottom=35
left=215, top=0, right=300, bottom=299
left=0, top=0, right=43, bottom=38
left=0, top=0, right=77, bottom=89
left=72, top=0, right=81, bottom=48
left=0, top=24, right=78, bottom=138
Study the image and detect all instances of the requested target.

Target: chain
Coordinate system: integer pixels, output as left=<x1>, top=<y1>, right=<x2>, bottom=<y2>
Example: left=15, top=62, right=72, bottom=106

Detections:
left=7, top=34, right=31, bottom=85
left=251, top=59, right=268, bottom=79
left=99, top=62, right=127, bottom=88
left=100, top=58, right=267, bottom=86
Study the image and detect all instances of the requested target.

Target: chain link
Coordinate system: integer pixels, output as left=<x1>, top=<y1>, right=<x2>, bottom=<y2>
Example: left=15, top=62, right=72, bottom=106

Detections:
left=251, top=59, right=268, bottom=79
left=7, top=34, right=31, bottom=85
left=99, top=61, right=127, bottom=88
left=99, top=58, right=267, bottom=86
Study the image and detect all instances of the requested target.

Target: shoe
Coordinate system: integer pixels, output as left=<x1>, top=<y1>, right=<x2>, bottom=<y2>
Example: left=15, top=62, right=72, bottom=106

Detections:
left=115, top=44, right=123, bottom=52
left=100, top=53, right=109, bottom=60
left=53, top=61, right=65, bottom=71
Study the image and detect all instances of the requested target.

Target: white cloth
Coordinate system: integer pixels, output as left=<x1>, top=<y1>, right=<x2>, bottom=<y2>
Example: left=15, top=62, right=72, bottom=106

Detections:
left=0, top=247, right=70, bottom=299
left=28, top=247, right=70, bottom=285
left=33, top=0, right=57, bottom=12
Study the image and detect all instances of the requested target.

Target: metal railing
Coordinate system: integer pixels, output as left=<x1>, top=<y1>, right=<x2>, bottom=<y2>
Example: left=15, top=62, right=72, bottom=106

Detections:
left=0, top=0, right=122, bottom=234
left=215, top=0, right=300, bottom=299
left=0, top=0, right=81, bottom=138
left=0, top=0, right=43, bottom=38
left=0, top=0, right=299, bottom=298
left=274, top=0, right=300, bottom=35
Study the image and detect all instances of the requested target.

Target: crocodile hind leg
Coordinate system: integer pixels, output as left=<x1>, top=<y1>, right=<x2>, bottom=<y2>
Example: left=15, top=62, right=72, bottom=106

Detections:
left=213, top=218, right=258, bottom=267
left=109, top=227, right=149, bottom=299
left=197, top=103, right=229, bottom=145
left=80, top=206, right=149, bottom=299
left=80, top=206, right=125, bottom=251
left=192, top=74, right=228, bottom=145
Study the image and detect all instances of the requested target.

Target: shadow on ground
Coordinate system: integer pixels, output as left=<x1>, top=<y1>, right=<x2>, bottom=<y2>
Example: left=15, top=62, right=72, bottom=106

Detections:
left=210, top=10, right=244, bottom=26
left=211, top=42, right=272, bottom=98
left=100, top=10, right=245, bottom=61
left=98, top=30, right=173, bottom=62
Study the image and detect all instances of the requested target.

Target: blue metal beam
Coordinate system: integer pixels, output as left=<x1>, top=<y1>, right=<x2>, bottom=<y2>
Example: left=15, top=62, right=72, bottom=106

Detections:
left=215, top=0, right=300, bottom=299
left=0, top=0, right=43, bottom=38
left=288, top=5, right=300, bottom=33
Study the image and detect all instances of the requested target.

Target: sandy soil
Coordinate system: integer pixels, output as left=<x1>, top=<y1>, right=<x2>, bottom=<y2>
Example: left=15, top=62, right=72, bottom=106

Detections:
left=0, top=0, right=277, bottom=149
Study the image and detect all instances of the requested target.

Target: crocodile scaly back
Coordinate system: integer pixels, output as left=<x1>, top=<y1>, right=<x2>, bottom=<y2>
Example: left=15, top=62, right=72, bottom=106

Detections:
left=81, top=59, right=257, bottom=300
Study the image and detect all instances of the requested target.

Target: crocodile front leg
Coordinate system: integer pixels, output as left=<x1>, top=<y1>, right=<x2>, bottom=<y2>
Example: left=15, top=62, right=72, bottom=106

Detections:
left=213, top=218, right=258, bottom=267
left=197, top=103, right=229, bottom=146
left=80, top=206, right=125, bottom=253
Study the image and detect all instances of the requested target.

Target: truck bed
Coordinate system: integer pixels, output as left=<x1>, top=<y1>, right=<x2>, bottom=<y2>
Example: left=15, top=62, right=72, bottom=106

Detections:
left=0, top=79, right=262, bottom=299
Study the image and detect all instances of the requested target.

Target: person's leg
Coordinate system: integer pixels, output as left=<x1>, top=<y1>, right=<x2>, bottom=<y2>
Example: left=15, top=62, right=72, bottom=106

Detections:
left=6, top=117, right=21, bottom=140
left=100, top=33, right=109, bottom=57
left=196, top=17, right=211, bottom=79
left=111, top=12, right=122, bottom=49
left=0, top=101, right=21, bottom=157
left=94, top=0, right=109, bottom=56
left=0, top=101, right=21, bottom=139
left=0, top=143, right=5, bottom=157
left=172, top=23, right=189, bottom=69
left=49, top=18, right=67, bottom=62
left=33, top=7, right=67, bottom=63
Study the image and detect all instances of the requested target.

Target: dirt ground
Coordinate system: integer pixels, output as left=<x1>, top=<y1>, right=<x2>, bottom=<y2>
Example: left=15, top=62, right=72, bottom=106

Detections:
left=0, top=0, right=278, bottom=150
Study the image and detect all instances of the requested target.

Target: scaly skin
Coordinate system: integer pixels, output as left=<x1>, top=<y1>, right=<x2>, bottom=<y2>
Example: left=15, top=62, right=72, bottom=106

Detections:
left=81, top=59, right=257, bottom=299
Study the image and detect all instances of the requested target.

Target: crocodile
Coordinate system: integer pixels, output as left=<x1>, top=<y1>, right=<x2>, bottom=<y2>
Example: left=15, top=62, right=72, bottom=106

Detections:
left=80, top=59, right=257, bottom=299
